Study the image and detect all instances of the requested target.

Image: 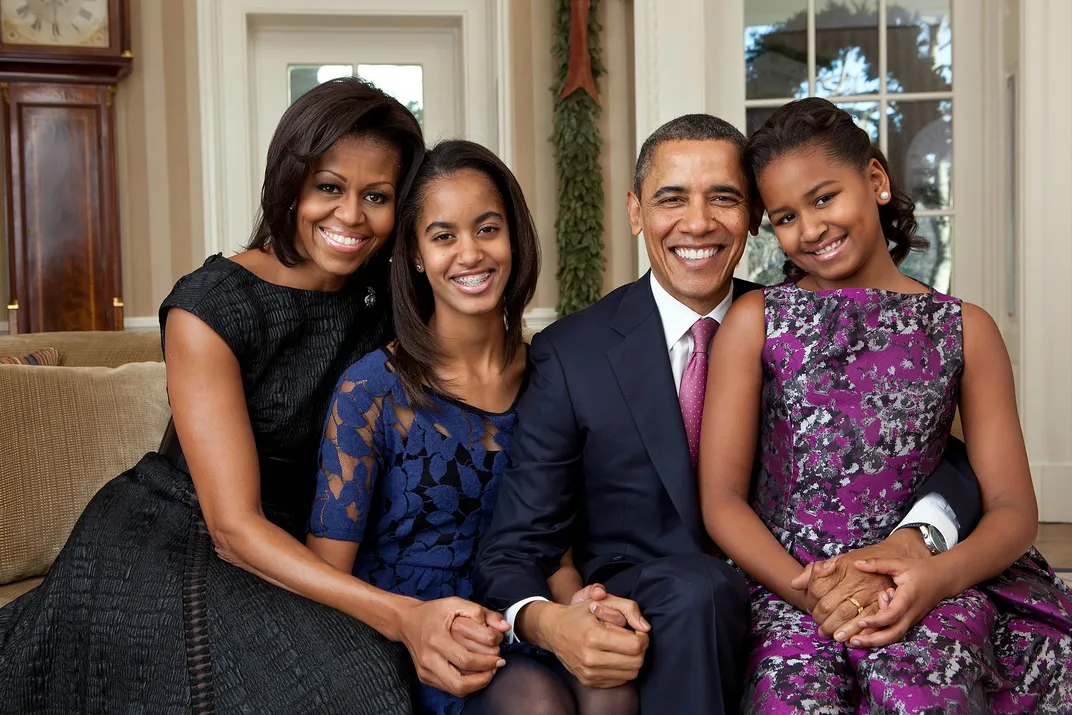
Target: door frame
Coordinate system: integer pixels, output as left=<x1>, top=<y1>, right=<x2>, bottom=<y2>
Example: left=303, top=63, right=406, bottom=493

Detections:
left=195, top=0, right=512, bottom=259
left=249, top=23, right=464, bottom=184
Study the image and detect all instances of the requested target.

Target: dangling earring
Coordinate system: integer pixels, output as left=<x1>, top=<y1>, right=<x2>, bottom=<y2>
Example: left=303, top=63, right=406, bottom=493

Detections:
left=879, top=191, right=890, bottom=201
left=364, top=286, right=377, bottom=307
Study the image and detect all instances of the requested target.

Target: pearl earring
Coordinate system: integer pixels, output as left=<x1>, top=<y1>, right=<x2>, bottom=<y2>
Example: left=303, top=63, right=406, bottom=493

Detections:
left=879, top=191, right=890, bottom=200
left=415, top=261, right=423, bottom=272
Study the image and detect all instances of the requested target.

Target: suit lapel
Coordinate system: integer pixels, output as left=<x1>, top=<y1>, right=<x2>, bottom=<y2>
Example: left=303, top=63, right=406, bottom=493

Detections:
left=607, top=275, right=701, bottom=539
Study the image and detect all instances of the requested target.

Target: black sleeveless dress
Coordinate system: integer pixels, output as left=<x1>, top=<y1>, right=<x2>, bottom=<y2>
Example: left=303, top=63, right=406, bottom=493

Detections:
left=0, top=255, right=414, bottom=714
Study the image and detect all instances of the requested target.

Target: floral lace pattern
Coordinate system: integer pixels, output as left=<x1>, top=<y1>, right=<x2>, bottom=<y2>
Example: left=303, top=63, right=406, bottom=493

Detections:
left=309, top=348, right=521, bottom=715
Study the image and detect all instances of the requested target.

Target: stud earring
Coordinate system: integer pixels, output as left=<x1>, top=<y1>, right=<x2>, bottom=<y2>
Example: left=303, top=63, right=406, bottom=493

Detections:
left=415, top=261, right=423, bottom=272
left=879, top=191, right=890, bottom=200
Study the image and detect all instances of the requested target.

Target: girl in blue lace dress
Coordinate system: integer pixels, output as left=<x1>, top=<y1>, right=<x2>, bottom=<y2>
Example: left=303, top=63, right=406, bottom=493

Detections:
left=307, top=141, right=638, bottom=715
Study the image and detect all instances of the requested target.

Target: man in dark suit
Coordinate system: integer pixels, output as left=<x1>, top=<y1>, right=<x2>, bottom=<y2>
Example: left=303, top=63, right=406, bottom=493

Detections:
left=473, top=114, right=981, bottom=714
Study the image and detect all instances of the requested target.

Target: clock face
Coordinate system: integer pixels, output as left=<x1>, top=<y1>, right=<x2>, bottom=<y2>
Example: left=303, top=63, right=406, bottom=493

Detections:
left=1, top=0, right=110, bottom=48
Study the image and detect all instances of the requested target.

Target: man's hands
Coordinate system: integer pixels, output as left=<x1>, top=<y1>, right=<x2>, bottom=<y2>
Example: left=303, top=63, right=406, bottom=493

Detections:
left=521, top=592, right=650, bottom=688
left=789, top=528, right=932, bottom=644
left=568, top=583, right=634, bottom=628
left=399, top=597, right=509, bottom=697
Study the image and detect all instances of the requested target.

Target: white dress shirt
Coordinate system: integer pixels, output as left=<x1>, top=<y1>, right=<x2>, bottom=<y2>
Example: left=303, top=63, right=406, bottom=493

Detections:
left=504, top=274, right=959, bottom=638
left=650, top=272, right=734, bottom=393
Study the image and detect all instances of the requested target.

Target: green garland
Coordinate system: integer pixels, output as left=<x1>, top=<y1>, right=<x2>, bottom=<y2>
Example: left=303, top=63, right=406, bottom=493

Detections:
left=551, top=0, right=605, bottom=316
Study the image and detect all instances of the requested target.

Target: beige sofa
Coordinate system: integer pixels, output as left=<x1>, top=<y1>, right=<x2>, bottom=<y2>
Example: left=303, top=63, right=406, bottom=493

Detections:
left=0, top=331, right=170, bottom=606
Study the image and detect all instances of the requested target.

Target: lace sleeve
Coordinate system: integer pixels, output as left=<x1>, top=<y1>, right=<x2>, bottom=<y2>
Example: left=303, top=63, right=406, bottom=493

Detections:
left=307, top=370, right=386, bottom=542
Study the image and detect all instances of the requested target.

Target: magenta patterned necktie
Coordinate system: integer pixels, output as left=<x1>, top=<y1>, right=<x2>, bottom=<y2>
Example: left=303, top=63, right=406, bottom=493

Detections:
left=679, top=317, right=719, bottom=469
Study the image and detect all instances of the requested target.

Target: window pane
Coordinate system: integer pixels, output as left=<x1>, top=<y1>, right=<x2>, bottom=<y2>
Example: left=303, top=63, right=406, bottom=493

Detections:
left=887, top=1, right=952, bottom=92
left=745, top=0, right=809, bottom=100
left=749, top=102, right=879, bottom=140
left=746, top=219, right=790, bottom=287
left=887, top=99, right=952, bottom=210
left=288, top=65, right=353, bottom=105
left=900, top=214, right=951, bottom=292
left=814, top=0, right=880, bottom=98
left=836, top=101, right=881, bottom=142
left=357, top=64, right=424, bottom=127
left=746, top=106, right=782, bottom=135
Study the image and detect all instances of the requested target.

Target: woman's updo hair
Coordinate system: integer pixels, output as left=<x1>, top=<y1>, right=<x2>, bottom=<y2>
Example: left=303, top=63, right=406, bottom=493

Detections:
left=743, top=97, right=927, bottom=277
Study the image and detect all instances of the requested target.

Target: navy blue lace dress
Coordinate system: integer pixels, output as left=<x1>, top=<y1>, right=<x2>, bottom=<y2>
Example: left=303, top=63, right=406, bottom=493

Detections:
left=308, top=347, right=524, bottom=715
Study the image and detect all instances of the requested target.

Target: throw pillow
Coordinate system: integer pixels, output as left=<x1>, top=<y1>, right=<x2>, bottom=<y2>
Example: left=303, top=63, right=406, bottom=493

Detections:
left=0, top=362, right=171, bottom=585
left=0, top=347, right=59, bottom=366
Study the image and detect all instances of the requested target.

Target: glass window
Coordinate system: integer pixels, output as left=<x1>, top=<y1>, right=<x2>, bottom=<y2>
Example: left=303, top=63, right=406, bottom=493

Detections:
left=743, top=0, right=954, bottom=291
left=814, top=0, right=880, bottom=98
left=288, top=64, right=354, bottom=105
left=357, top=64, right=424, bottom=128
left=745, top=0, right=808, bottom=100
left=286, top=63, right=424, bottom=128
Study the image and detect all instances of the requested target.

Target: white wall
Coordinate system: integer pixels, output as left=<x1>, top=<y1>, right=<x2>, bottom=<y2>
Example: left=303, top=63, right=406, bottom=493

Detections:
left=1019, top=0, right=1072, bottom=522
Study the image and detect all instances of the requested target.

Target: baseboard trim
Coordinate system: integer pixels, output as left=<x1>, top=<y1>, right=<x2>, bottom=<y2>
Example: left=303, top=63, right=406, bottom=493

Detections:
left=1035, top=462, right=1072, bottom=522
left=123, top=316, right=160, bottom=331
left=523, top=308, right=558, bottom=332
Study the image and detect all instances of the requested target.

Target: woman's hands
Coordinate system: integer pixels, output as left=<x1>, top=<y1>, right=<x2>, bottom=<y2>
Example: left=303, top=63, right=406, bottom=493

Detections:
left=788, top=529, right=930, bottom=643
left=399, top=597, right=510, bottom=697
left=840, top=556, right=954, bottom=648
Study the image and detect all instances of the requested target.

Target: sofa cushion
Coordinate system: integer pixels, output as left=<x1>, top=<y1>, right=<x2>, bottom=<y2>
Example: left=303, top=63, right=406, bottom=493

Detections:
left=0, top=362, right=171, bottom=585
left=0, top=347, right=58, bottom=366
left=0, top=330, right=161, bottom=368
left=0, top=577, right=43, bottom=607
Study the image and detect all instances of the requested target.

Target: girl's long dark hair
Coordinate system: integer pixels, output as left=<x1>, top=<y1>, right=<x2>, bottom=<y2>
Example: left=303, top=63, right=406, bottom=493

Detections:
left=391, top=140, right=540, bottom=407
left=743, top=97, right=927, bottom=278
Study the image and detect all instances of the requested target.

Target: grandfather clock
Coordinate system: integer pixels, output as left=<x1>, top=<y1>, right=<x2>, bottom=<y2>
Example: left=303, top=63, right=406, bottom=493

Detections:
left=0, top=0, right=131, bottom=334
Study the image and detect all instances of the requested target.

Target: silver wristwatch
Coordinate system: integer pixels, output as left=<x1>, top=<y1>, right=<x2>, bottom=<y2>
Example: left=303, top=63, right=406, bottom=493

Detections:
left=903, top=522, right=948, bottom=555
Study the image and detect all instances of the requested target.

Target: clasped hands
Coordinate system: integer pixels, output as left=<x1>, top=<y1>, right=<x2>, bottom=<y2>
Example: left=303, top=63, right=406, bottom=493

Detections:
left=405, top=585, right=649, bottom=697
left=790, top=529, right=951, bottom=648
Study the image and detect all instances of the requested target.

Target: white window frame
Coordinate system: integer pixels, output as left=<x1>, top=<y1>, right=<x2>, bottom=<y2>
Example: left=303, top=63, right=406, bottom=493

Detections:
left=744, top=0, right=956, bottom=291
left=632, top=0, right=1009, bottom=330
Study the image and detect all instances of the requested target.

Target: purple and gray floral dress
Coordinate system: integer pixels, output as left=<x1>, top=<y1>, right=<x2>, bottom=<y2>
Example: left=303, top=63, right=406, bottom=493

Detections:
left=746, top=281, right=1072, bottom=714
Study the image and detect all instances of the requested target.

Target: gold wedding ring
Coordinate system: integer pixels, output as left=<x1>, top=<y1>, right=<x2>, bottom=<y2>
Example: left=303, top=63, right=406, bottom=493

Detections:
left=847, top=596, right=864, bottom=617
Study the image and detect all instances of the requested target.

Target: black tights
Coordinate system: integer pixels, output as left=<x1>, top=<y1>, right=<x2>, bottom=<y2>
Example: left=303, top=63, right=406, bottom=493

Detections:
left=462, top=654, right=638, bottom=715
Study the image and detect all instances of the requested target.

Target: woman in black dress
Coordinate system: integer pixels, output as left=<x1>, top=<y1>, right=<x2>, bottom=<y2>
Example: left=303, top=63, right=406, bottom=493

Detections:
left=0, top=78, right=459, bottom=714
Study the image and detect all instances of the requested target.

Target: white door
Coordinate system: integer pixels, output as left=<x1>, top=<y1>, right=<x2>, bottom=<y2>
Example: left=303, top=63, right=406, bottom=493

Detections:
left=250, top=21, right=462, bottom=189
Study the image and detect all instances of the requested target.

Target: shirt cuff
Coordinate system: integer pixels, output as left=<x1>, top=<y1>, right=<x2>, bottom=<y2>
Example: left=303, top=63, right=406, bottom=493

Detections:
left=504, top=596, right=550, bottom=643
left=895, top=493, right=961, bottom=549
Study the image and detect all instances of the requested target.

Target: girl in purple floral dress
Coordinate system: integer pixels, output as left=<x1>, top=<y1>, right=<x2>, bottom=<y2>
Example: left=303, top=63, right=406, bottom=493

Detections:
left=700, top=97, right=1072, bottom=713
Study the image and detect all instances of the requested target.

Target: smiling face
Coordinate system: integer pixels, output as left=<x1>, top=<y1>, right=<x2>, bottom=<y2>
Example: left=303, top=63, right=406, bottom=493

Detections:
left=293, top=134, right=401, bottom=289
left=415, top=169, right=513, bottom=320
left=757, top=147, right=891, bottom=285
left=628, top=139, right=751, bottom=314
